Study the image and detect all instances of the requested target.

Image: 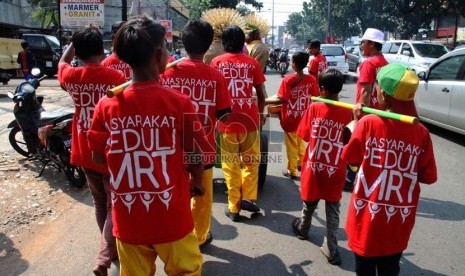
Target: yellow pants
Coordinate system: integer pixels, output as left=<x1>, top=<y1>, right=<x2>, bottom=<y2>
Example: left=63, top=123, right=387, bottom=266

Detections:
left=191, top=168, right=213, bottom=244
left=117, top=232, right=202, bottom=276
left=284, top=131, right=306, bottom=176
left=220, top=130, right=260, bottom=213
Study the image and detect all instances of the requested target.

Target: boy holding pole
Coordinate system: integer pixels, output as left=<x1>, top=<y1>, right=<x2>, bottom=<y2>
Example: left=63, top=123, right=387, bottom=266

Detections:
left=291, top=69, right=352, bottom=265
left=342, top=63, right=437, bottom=275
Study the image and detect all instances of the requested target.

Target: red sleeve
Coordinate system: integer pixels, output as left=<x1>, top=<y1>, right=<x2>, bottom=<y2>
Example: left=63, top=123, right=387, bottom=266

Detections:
left=87, top=99, right=108, bottom=154
left=57, top=63, right=71, bottom=84
left=309, top=75, right=319, bottom=97
left=277, top=76, right=291, bottom=100
left=341, top=118, right=367, bottom=165
left=297, top=104, right=312, bottom=142
left=181, top=98, right=207, bottom=155
left=417, top=128, right=438, bottom=184
left=252, top=59, right=266, bottom=86
left=309, top=59, right=318, bottom=78
left=216, top=74, right=231, bottom=112
left=358, top=60, right=376, bottom=85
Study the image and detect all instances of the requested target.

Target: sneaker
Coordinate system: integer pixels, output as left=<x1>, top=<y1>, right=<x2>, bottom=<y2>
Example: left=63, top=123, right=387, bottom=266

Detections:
left=282, top=170, right=297, bottom=180
left=241, top=199, right=260, bottom=213
left=199, top=231, right=213, bottom=249
left=224, top=207, right=240, bottom=222
left=320, top=247, right=342, bottom=266
left=291, top=218, right=308, bottom=240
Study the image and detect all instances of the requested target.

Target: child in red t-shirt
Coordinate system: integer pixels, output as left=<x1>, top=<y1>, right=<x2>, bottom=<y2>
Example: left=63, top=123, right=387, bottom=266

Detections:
left=342, top=63, right=437, bottom=275
left=57, top=26, right=126, bottom=276
left=292, top=69, right=352, bottom=266
left=210, top=25, right=267, bottom=221
left=87, top=16, right=206, bottom=275
left=265, top=51, right=318, bottom=179
left=101, top=21, right=132, bottom=81
left=160, top=20, right=231, bottom=248
left=307, top=39, right=327, bottom=83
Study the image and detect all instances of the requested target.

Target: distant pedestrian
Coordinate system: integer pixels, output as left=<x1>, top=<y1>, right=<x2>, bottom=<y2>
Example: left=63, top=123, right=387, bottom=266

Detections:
left=291, top=69, right=352, bottom=266
left=87, top=16, right=206, bottom=275
left=57, top=26, right=126, bottom=276
left=307, top=39, right=327, bottom=83
left=342, top=63, right=437, bottom=275
left=265, top=51, right=318, bottom=179
left=17, top=41, right=36, bottom=80
left=160, top=19, right=231, bottom=248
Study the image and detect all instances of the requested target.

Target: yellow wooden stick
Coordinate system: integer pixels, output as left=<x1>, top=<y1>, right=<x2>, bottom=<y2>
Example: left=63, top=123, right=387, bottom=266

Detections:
left=106, top=57, right=187, bottom=98
left=311, top=96, right=419, bottom=125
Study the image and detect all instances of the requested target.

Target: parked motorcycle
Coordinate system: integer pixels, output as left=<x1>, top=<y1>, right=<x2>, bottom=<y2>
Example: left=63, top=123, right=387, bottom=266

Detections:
left=7, top=68, right=86, bottom=188
left=277, top=51, right=289, bottom=77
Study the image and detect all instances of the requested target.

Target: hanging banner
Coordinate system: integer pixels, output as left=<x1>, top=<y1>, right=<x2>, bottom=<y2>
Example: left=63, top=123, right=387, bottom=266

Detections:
left=60, top=0, right=105, bottom=28
left=159, top=20, right=173, bottom=43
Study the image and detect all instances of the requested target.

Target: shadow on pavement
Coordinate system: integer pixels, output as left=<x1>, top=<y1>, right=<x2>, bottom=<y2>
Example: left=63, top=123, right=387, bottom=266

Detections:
left=202, top=244, right=302, bottom=275
left=417, top=197, right=465, bottom=221
left=0, top=232, right=29, bottom=275
left=401, top=253, right=448, bottom=276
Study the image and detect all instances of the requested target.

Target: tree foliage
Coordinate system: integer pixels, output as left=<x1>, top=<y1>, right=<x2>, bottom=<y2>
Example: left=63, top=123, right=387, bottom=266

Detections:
left=28, top=0, right=59, bottom=30
left=285, top=0, right=465, bottom=44
left=184, top=0, right=263, bottom=19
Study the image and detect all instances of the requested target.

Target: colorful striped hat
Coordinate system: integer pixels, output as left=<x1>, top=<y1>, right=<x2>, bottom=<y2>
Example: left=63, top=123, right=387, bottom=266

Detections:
left=377, top=63, right=419, bottom=101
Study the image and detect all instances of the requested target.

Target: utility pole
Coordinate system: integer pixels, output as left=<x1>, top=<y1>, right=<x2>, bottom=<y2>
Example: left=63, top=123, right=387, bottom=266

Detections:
left=271, top=0, right=274, bottom=48
left=327, top=0, right=331, bottom=43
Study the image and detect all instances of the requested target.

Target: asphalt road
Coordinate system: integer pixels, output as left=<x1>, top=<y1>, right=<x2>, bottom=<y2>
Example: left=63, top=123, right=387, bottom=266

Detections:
left=0, top=71, right=464, bottom=276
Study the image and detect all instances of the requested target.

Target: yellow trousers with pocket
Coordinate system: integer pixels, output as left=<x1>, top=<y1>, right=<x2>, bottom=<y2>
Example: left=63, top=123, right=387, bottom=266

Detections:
left=116, top=231, right=202, bottom=276
left=284, top=131, right=306, bottom=176
left=220, top=130, right=260, bottom=213
left=191, top=168, right=213, bottom=244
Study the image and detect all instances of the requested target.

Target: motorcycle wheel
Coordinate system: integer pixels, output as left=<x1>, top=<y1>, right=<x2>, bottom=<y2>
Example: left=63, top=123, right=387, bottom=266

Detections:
left=64, top=164, right=86, bottom=188
left=9, top=126, right=30, bottom=157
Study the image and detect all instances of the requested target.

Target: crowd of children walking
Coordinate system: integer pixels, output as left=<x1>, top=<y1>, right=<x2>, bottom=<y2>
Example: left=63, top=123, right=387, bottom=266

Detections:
left=56, top=13, right=437, bottom=276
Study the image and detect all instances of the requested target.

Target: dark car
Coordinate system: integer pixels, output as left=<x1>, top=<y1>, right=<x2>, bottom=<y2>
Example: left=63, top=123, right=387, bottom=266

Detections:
left=22, top=34, right=61, bottom=77
left=346, top=45, right=363, bottom=72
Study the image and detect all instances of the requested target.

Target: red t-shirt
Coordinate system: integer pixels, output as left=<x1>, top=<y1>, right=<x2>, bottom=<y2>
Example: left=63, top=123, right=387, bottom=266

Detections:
left=356, top=53, right=388, bottom=109
left=211, top=53, right=266, bottom=133
left=101, top=53, right=132, bottom=81
left=277, top=73, right=319, bottom=133
left=297, top=102, right=353, bottom=202
left=309, top=53, right=327, bottom=80
left=58, top=63, right=126, bottom=173
left=87, top=81, right=207, bottom=244
left=341, top=115, right=437, bottom=257
left=160, top=59, right=231, bottom=166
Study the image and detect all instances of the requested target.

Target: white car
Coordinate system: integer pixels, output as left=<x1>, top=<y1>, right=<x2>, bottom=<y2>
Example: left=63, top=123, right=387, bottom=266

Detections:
left=415, top=48, right=465, bottom=135
left=382, top=40, right=448, bottom=73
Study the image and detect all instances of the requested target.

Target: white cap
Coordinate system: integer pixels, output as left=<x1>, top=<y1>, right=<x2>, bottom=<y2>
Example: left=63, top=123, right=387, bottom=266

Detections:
left=361, top=28, right=385, bottom=44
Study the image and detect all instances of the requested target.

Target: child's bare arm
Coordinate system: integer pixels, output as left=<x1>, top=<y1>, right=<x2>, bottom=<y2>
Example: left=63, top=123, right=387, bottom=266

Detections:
left=92, top=151, right=106, bottom=165
left=186, top=150, right=205, bottom=196
left=265, top=96, right=286, bottom=105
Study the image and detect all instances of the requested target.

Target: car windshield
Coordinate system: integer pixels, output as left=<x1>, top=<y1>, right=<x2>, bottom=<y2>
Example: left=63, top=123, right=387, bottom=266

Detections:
left=45, top=35, right=60, bottom=49
left=412, top=44, right=448, bottom=58
left=322, top=47, right=344, bottom=56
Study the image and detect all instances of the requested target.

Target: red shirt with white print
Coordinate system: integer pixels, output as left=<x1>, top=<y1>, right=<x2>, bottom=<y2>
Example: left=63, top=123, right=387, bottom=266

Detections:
left=309, top=53, right=327, bottom=81
left=101, top=53, right=132, bottom=81
left=341, top=114, right=437, bottom=257
left=160, top=58, right=231, bottom=166
left=277, top=73, right=319, bottom=133
left=58, top=63, right=126, bottom=173
left=211, top=53, right=266, bottom=133
left=87, top=81, right=207, bottom=244
left=297, top=102, right=352, bottom=202
left=356, top=53, right=388, bottom=109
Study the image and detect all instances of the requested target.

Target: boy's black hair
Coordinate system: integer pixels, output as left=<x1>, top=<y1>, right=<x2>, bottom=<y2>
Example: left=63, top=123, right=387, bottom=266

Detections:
left=292, top=51, right=309, bottom=70
left=20, top=41, right=29, bottom=49
left=374, top=42, right=382, bottom=51
left=318, top=69, right=344, bottom=94
left=307, top=39, right=321, bottom=49
left=111, top=21, right=125, bottom=35
left=182, top=20, right=214, bottom=55
left=222, top=25, right=245, bottom=53
left=72, top=26, right=103, bottom=61
left=114, top=16, right=166, bottom=68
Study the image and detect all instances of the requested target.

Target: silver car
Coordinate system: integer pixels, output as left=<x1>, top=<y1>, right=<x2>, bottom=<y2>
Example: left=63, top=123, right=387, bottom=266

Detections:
left=416, top=48, right=465, bottom=135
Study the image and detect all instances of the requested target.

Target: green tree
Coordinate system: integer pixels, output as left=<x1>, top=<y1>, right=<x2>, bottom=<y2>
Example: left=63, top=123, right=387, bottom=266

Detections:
left=28, top=0, right=59, bottom=30
left=184, top=0, right=263, bottom=19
